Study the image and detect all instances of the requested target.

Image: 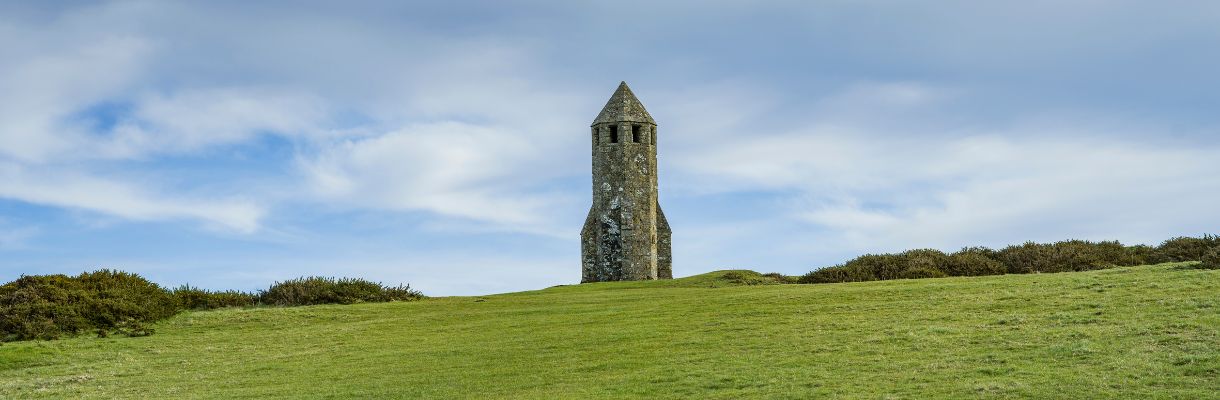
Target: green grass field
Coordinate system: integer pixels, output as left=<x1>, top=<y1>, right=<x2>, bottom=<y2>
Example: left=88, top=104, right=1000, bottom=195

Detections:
left=2, top=263, right=1217, bottom=399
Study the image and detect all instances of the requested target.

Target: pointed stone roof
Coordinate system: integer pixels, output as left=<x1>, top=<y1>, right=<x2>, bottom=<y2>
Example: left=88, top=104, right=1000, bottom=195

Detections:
left=592, top=81, right=655, bottom=126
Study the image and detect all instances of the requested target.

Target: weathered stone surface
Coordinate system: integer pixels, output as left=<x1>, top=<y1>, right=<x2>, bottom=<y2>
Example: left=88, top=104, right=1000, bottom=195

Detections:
left=581, top=82, right=672, bottom=282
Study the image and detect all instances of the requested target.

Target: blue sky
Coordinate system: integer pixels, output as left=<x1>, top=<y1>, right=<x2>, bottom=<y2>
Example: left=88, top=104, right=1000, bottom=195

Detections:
left=2, top=1, right=1218, bottom=295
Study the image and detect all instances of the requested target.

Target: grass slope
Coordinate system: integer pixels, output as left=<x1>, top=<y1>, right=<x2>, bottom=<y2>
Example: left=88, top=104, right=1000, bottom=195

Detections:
left=2, top=264, right=1218, bottom=399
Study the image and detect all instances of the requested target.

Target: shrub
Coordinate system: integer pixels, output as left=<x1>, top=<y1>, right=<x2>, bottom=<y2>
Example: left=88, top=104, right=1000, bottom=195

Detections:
left=761, top=272, right=799, bottom=284
left=720, top=271, right=794, bottom=285
left=798, top=254, right=888, bottom=284
left=1199, top=247, right=1220, bottom=270
left=173, top=285, right=258, bottom=310
left=799, top=250, right=952, bottom=283
left=899, top=266, right=947, bottom=279
left=1048, top=240, right=1137, bottom=272
left=0, top=275, right=91, bottom=341
left=75, top=269, right=179, bottom=328
left=259, top=277, right=423, bottom=306
left=0, top=270, right=177, bottom=341
left=996, top=242, right=1055, bottom=274
left=800, top=267, right=841, bottom=284
left=1124, top=244, right=1157, bottom=266
left=995, top=240, right=1138, bottom=274
left=801, top=236, right=1219, bottom=285
left=945, top=249, right=1006, bottom=276
left=2, top=270, right=425, bottom=342
left=1150, top=235, right=1220, bottom=263
left=899, top=249, right=950, bottom=279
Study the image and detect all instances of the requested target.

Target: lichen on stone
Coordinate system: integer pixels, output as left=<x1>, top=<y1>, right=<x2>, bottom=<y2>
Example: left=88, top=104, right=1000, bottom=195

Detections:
left=581, top=82, right=672, bottom=283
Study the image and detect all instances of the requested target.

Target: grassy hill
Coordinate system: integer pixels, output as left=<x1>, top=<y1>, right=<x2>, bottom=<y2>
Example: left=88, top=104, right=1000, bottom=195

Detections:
left=2, top=263, right=1217, bottom=398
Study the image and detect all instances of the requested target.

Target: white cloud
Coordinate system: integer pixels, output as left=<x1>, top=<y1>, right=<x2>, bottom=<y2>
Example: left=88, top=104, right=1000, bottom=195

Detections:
left=94, top=87, right=332, bottom=159
left=0, top=163, right=264, bottom=233
left=678, top=126, right=1220, bottom=252
left=300, top=121, right=575, bottom=235
left=0, top=34, right=151, bottom=162
left=655, top=80, right=1220, bottom=262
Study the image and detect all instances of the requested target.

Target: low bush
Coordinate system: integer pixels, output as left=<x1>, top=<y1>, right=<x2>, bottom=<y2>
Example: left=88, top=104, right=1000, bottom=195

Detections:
left=1124, top=244, right=1157, bottom=265
left=1149, top=235, right=1220, bottom=263
left=761, top=272, right=800, bottom=284
left=76, top=270, right=180, bottom=328
left=1199, top=247, right=1220, bottom=270
left=0, top=270, right=177, bottom=341
left=996, top=240, right=1139, bottom=274
left=799, top=255, right=877, bottom=284
left=259, top=277, right=423, bottom=306
left=900, top=249, right=950, bottom=279
left=1, top=270, right=424, bottom=342
left=945, top=249, right=1006, bottom=276
left=173, top=285, right=258, bottom=310
left=0, top=275, right=89, bottom=341
left=720, top=271, right=794, bottom=285
left=802, top=235, right=1218, bottom=285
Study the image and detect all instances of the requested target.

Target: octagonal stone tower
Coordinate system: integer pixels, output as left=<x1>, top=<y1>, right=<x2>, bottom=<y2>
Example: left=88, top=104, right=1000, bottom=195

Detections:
left=581, top=82, right=672, bottom=282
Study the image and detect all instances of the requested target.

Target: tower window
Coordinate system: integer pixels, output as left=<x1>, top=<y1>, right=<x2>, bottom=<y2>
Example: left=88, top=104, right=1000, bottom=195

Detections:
left=609, top=125, right=618, bottom=143
left=631, top=125, right=641, bottom=143
left=593, top=127, right=599, bottom=144
left=651, top=126, right=657, bottom=145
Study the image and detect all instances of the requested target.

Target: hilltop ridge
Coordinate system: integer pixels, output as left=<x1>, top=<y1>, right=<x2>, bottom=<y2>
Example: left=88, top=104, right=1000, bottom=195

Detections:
left=2, top=263, right=1217, bottom=398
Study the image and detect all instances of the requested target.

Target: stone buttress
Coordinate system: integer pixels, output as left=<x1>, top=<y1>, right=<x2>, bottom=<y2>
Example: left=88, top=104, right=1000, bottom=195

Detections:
left=581, top=82, right=672, bottom=282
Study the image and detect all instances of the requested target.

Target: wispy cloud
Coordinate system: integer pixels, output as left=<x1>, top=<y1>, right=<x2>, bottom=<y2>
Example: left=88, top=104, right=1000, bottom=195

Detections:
left=0, top=163, right=264, bottom=233
left=668, top=81, right=1220, bottom=257
left=300, top=121, right=576, bottom=235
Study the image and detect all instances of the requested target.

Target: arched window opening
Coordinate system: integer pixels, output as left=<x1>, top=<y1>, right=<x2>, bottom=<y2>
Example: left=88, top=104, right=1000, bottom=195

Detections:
left=631, top=124, right=641, bottom=143
left=609, top=125, right=619, bottom=143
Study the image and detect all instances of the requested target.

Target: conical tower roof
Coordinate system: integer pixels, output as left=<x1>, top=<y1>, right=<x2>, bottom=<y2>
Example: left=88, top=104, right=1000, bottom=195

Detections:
left=592, top=81, right=655, bottom=126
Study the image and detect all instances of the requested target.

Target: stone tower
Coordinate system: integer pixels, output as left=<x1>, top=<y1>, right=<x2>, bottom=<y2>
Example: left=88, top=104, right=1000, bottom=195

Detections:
left=581, top=82, right=672, bottom=282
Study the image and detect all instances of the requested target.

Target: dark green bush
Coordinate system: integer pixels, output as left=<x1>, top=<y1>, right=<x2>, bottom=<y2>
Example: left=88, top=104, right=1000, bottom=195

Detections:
left=0, top=270, right=177, bottom=341
left=1199, top=248, right=1220, bottom=270
left=1150, top=235, right=1220, bottom=263
left=1124, top=244, right=1156, bottom=266
left=995, top=240, right=1138, bottom=274
left=800, top=251, right=952, bottom=283
left=2, top=270, right=425, bottom=342
left=0, top=275, right=91, bottom=341
left=76, top=269, right=179, bottom=328
left=259, top=277, right=423, bottom=306
left=995, top=242, right=1055, bottom=274
left=898, top=265, right=947, bottom=279
left=900, top=249, right=950, bottom=279
left=945, top=249, right=1006, bottom=276
left=1048, top=240, right=1138, bottom=272
left=173, top=285, right=258, bottom=310
left=799, top=254, right=889, bottom=284
left=802, top=236, right=1217, bottom=285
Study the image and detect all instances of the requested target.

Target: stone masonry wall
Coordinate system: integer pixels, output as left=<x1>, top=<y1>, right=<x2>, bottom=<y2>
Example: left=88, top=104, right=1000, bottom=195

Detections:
left=581, top=82, right=671, bottom=283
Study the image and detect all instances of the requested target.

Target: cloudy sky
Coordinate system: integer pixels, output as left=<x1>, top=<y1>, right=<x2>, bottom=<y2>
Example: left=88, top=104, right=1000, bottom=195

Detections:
left=2, top=1, right=1218, bottom=295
